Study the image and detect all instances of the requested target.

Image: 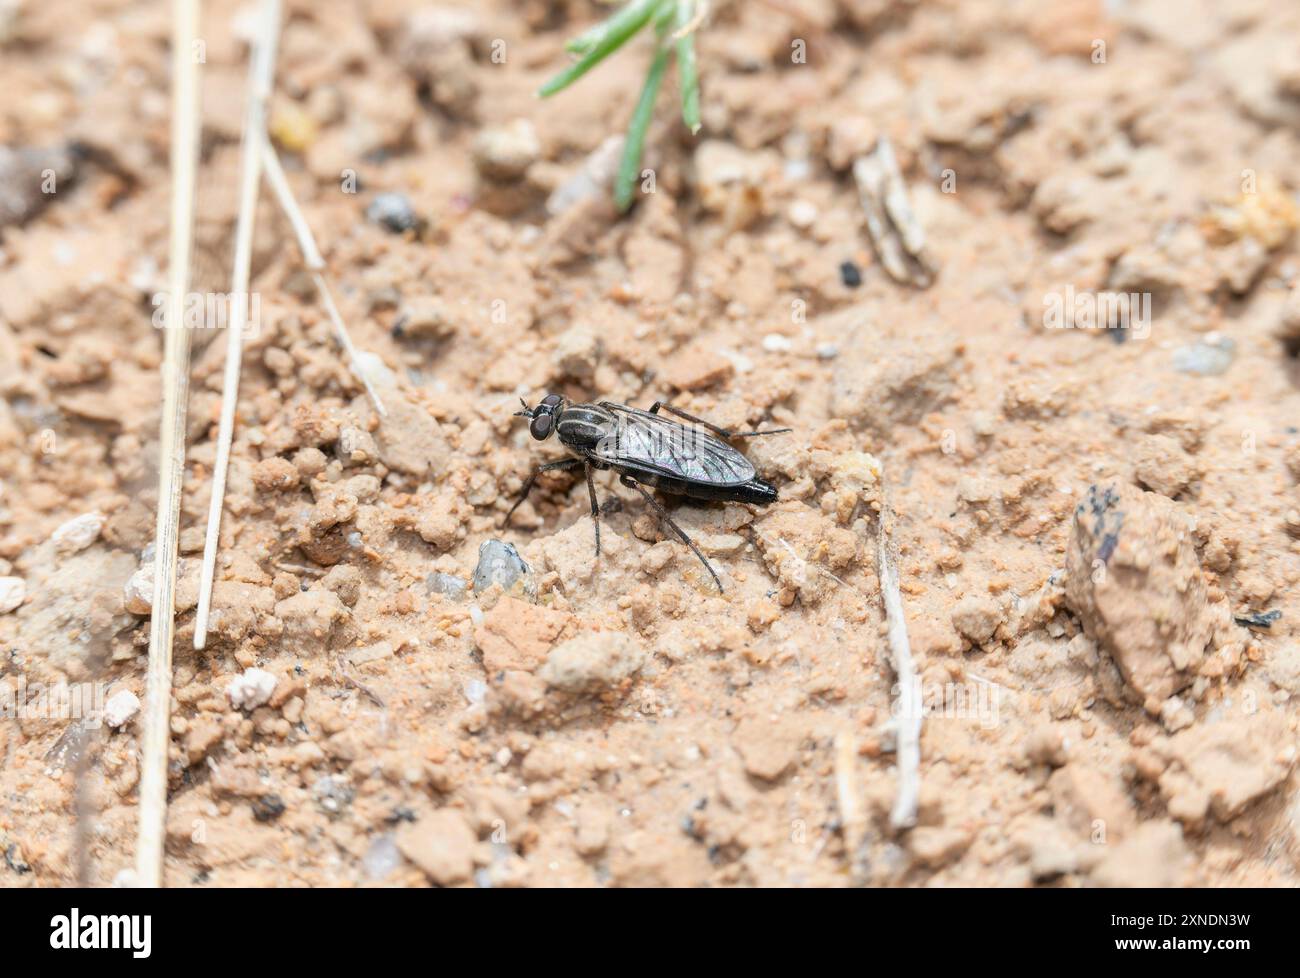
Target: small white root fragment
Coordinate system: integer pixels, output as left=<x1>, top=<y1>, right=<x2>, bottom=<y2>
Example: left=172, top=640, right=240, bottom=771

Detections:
left=834, top=728, right=868, bottom=867
left=878, top=490, right=922, bottom=831
left=259, top=133, right=387, bottom=417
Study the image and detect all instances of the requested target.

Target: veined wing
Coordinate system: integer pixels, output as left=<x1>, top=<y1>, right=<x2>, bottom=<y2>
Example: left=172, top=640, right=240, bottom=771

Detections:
left=592, top=403, right=756, bottom=486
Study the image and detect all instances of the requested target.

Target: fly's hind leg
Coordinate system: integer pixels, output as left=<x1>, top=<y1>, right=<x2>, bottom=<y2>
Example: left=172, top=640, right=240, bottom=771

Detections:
left=619, top=475, right=724, bottom=593
left=585, top=462, right=601, bottom=558
left=505, top=458, right=582, bottom=525
left=647, top=401, right=791, bottom=439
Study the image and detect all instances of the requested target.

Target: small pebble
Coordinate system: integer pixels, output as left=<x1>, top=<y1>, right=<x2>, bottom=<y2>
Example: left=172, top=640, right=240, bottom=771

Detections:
left=363, top=835, right=402, bottom=880
left=227, top=667, right=279, bottom=711
left=472, top=119, right=540, bottom=181
left=51, top=511, right=104, bottom=553
left=366, top=192, right=420, bottom=233
left=312, top=774, right=354, bottom=816
left=787, top=199, right=818, bottom=229
left=103, top=690, right=140, bottom=729
left=337, top=426, right=378, bottom=465
left=839, top=260, right=863, bottom=288
left=762, top=333, right=793, bottom=353
left=427, top=572, right=468, bottom=599
left=123, top=564, right=154, bottom=615
left=1172, top=336, right=1235, bottom=376
left=473, top=539, right=529, bottom=592
left=0, top=576, right=25, bottom=614
left=251, top=795, right=286, bottom=823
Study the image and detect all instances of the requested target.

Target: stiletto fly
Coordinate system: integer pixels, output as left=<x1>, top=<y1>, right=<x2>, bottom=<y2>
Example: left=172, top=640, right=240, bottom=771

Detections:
left=506, top=394, right=790, bottom=591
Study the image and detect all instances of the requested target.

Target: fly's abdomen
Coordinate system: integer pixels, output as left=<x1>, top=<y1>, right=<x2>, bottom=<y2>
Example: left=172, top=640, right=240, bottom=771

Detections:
left=669, top=475, right=778, bottom=504
left=733, top=478, right=778, bottom=505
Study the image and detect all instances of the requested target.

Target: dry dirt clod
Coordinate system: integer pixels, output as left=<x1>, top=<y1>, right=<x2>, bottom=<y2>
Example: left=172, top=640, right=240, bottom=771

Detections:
left=474, top=596, right=573, bottom=674
left=1064, top=484, right=1220, bottom=704
left=395, top=810, right=478, bottom=886
left=1147, top=710, right=1294, bottom=827
left=538, top=630, right=646, bottom=693
left=1087, top=821, right=1190, bottom=888
left=951, top=593, right=1003, bottom=647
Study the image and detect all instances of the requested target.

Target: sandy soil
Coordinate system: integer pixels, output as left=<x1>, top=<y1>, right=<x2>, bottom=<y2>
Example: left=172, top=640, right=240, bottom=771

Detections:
left=2, top=0, right=1300, bottom=887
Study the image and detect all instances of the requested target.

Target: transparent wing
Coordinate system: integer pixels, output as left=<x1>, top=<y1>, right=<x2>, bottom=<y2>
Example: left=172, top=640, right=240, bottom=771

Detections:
left=592, top=404, right=756, bottom=486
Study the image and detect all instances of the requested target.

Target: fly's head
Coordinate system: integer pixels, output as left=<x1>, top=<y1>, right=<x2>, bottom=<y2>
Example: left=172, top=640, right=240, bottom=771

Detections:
left=514, top=393, right=565, bottom=441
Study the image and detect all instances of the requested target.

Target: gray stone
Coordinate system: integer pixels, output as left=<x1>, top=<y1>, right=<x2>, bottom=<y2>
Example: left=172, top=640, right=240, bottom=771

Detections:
left=473, top=539, right=529, bottom=593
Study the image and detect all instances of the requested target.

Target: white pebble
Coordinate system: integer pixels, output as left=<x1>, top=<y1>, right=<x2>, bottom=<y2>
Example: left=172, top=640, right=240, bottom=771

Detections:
left=762, top=333, right=793, bottom=353
left=123, top=564, right=154, bottom=615
left=103, top=690, right=141, bottom=729
left=51, top=511, right=105, bottom=553
left=0, top=576, right=25, bottom=613
left=787, top=199, right=818, bottom=229
left=337, top=426, right=378, bottom=465
left=227, top=667, right=279, bottom=711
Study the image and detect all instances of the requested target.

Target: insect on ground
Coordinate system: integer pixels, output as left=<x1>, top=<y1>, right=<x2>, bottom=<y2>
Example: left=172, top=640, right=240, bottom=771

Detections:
left=506, top=394, right=790, bottom=591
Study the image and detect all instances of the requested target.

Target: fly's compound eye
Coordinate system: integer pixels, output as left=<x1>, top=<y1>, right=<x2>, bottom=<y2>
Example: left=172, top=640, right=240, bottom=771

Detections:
left=529, top=414, right=554, bottom=440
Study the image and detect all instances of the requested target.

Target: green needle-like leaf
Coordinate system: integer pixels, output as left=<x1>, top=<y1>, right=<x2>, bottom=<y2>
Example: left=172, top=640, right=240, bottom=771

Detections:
left=674, top=0, right=701, bottom=134
left=540, top=0, right=668, bottom=97
left=614, top=32, right=672, bottom=211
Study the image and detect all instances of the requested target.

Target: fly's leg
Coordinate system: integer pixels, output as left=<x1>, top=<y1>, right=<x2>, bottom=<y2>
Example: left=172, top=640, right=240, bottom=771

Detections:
left=585, top=462, right=601, bottom=557
left=505, top=458, right=582, bottom=525
left=619, top=474, right=724, bottom=593
left=647, top=401, right=791, bottom=439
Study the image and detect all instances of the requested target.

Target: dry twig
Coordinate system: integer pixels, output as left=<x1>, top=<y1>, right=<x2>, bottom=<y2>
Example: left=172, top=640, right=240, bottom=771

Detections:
left=136, top=0, right=203, bottom=888
left=194, top=0, right=282, bottom=650
left=259, top=134, right=386, bottom=417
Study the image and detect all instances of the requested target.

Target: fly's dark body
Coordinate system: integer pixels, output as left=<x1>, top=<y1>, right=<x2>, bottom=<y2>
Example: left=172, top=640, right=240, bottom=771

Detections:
left=507, top=394, right=788, bottom=591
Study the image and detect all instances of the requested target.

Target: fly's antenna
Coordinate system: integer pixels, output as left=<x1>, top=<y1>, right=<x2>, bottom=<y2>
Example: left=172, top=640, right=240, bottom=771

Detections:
left=514, top=397, right=534, bottom=419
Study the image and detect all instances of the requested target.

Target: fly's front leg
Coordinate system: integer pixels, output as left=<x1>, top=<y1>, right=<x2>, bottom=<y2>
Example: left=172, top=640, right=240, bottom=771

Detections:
left=505, top=458, right=582, bottom=525
left=585, top=462, right=601, bottom=558
left=647, top=401, right=791, bottom=439
left=619, top=474, right=724, bottom=593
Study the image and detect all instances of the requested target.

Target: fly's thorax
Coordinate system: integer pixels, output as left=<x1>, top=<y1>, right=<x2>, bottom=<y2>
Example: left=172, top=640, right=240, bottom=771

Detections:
left=556, top=404, right=615, bottom=450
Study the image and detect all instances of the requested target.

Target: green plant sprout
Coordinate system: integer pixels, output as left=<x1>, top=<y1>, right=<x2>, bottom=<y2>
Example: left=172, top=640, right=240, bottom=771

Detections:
left=539, top=0, right=703, bottom=212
